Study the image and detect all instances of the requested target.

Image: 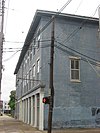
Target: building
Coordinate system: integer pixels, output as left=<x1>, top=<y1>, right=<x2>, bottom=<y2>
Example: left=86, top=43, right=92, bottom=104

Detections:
left=3, top=101, right=11, bottom=114
left=14, top=10, right=100, bottom=130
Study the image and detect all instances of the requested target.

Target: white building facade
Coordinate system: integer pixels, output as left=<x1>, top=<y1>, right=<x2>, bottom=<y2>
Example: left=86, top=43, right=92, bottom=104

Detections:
left=3, top=101, right=11, bottom=113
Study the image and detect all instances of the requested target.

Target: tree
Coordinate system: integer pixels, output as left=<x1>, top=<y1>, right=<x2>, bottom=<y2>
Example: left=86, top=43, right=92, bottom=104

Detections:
left=8, top=90, right=16, bottom=111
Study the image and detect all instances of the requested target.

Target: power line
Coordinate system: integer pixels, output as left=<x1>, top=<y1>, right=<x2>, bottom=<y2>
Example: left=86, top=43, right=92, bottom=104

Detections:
left=4, top=0, right=10, bottom=35
left=3, top=43, right=51, bottom=62
left=56, top=5, right=100, bottom=44
left=31, top=0, right=73, bottom=43
left=3, top=39, right=51, bottom=53
left=3, top=50, right=20, bottom=62
left=74, top=0, right=83, bottom=14
left=18, top=77, right=41, bottom=82
left=55, top=40, right=100, bottom=63
left=3, top=43, right=51, bottom=52
left=55, top=41, right=100, bottom=67
left=4, top=41, right=24, bottom=43
left=4, top=39, right=51, bottom=45
left=86, top=58, right=100, bottom=78
left=57, top=0, right=73, bottom=13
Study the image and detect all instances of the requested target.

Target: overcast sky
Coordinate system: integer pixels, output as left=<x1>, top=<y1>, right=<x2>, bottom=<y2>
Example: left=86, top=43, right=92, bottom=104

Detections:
left=1, top=0, right=100, bottom=101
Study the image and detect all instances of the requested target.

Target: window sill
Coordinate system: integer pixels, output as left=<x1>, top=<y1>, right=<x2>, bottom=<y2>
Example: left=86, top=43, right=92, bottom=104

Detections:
left=70, top=79, right=81, bottom=83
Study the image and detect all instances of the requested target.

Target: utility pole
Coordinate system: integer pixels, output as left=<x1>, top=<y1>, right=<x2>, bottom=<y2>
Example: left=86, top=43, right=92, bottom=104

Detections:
left=48, top=16, right=55, bottom=133
left=98, top=6, right=100, bottom=38
left=1, top=0, right=4, bottom=33
left=0, top=0, right=4, bottom=100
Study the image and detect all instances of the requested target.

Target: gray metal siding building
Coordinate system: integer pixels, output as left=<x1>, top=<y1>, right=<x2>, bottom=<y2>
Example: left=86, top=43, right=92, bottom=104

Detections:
left=14, top=10, right=100, bottom=130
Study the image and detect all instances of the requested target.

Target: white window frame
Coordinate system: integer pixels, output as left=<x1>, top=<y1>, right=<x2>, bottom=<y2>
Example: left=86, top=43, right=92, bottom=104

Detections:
left=69, top=56, right=81, bottom=82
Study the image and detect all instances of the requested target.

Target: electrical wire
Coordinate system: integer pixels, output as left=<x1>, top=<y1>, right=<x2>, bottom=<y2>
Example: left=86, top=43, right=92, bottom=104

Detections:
left=3, top=43, right=51, bottom=52
left=4, top=3, right=99, bottom=53
left=74, top=0, right=83, bottom=14
left=56, top=4, right=100, bottom=44
left=18, top=77, right=41, bottom=82
left=4, top=0, right=10, bottom=35
left=31, top=0, right=73, bottom=42
left=55, top=41, right=100, bottom=67
left=3, top=50, right=20, bottom=62
left=3, top=43, right=51, bottom=62
left=55, top=40, right=100, bottom=63
left=57, top=0, right=73, bottom=13
left=86, top=58, right=100, bottom=78
left=3, top=0, right=73, bottom=57
left=4, top=41, right=24, bottom=43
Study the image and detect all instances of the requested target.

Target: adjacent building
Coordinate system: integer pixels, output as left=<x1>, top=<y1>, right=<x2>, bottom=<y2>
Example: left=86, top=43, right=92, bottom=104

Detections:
left=3, top=101, right=11, bottom=114
left=14, top=10, right=100, bottom=130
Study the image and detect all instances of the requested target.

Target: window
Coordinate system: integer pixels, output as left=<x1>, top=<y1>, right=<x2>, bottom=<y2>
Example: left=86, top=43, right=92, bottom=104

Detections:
left=37, top=29, right=40, bottom=49
left=37, top=59, right=40, bottom=74
left=30, top=45, right=32, bottom=61
left=25, top=57, right=27, bottom=71
left=32, top=65, right=35, bottom=87
left=26, top=74, right=29, bottom=91
left=32, top=65, right=35, bottom=77
left=24, top=75, right=27, bottom=93
left=37, top=59, right=40, bottom=84
left=33, top=39, right=36, bottom=55
left=29, top=69, right=32, bottom=90
left=37, top=35, right=40, bottom=49
left=23, top=76, right=25, bottom=92
left=27, top=51, right=29, bottom=67
left=70, top=57, right=80, bottom=81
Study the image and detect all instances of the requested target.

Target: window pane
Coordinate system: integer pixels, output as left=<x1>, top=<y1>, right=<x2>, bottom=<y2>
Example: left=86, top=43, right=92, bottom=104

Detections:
left=71, top=70, right=79, bottom=80
left=32, top=65, right=35, bottom=77
left=71, top=60, right=74, bottom=69
left=37, top=60, right=40, bottom=73
left=75, top=60, right=79, bottom=69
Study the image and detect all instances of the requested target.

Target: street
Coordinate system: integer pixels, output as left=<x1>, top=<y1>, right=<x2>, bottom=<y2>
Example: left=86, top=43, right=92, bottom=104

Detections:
left=0, top=115, right=100, bottom=133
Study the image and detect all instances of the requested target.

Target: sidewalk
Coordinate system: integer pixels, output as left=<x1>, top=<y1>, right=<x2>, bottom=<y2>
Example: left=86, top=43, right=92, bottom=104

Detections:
left=0, top=114, right=100, bottom=133
left=0, top=114, right=43, bottom=133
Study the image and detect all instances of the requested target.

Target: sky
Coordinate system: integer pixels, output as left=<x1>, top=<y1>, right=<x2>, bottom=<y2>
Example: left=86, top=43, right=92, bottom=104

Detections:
left=1, top=0, right=100, bottom=101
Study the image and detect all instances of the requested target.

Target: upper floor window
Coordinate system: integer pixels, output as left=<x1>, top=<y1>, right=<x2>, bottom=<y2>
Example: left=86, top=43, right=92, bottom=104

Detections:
left=37, top=59, right=40, bottom=73
left=32, top=65, right=35, bottom=87
left=27, top=51, right=29, bottom=67
left=30, top=45, right=32, bottom=61
left=33, top=39, right=36, bottom=55
left=37, top=35, right=40, bottom=49
left=37, top=59, right=40, bottom=84
left=70, top=57, right=80, bottom=82
left=37, top=29, right=40, bottom=49
left=29, top=69, right=32, bottom=90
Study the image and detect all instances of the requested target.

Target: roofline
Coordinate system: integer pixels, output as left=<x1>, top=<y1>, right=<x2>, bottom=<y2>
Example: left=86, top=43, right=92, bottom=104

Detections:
left=14, top=10, right=99, bottom=74
left=37, top=9, right=99, bottom=21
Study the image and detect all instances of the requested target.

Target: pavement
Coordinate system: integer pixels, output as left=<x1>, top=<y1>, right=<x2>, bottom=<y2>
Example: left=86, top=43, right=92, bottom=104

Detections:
left=0, top=114, right=44, bottom=133
left=0, top=114, right=100, bottom=133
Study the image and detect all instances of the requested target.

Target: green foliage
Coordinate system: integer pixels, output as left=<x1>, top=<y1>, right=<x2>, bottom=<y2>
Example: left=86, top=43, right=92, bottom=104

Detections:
left=8, top=90, right=16, bottom=111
